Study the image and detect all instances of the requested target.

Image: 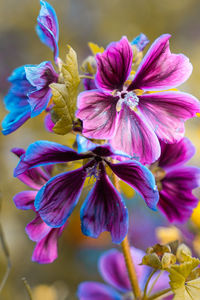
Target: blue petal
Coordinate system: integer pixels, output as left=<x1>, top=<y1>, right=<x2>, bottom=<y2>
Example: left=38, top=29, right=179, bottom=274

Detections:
left=2, top=108, right=31, bottom=135
left=131, top=33, right=149, bottom=51
left=76, top=135, right=98, bottom=153
left=37, top=0, right=59, bottom=61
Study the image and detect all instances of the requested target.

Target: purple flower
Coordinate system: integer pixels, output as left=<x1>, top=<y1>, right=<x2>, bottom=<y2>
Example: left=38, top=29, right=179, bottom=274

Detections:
left=76, top=35, right=200, bottom=164
left=77, top=247, right=171, bottom=300
left=150, top=138, right=200, bottom=222
left=14, top=136, right=159, bottom=243
left=36, top=0, right=59, bottom=62
left=2, top=62, right=58, bottom=135
left=12, top=148, right=65, bottom=264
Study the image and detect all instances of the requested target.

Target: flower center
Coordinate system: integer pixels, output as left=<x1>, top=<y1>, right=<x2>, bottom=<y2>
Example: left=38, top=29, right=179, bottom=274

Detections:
left=116, top=91, right=139, bottom=112
left=150, top=165, right=166, bottom=191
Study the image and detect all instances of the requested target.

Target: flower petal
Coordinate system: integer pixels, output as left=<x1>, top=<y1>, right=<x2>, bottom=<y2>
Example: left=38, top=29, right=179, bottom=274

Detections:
left=107, top=160, right=159, bottom=210
left=138, top=92, right=200, bottom=143
left=110, top=104, right=160, bottom=164
left=28, top=88, right=52, bottom=117
left=32, top=226, right=65, bottom=264
left=95, top=36, right=133, bottom=91
left=129, top=34, right=192, bottom=91
left=99, top=248, right=147, bottom=292
left=13, top=191, right=37, bottom=210
left=44, top=112, right=54, bottom=132
left=158, top=167, right=200, bottom=222
left=158, top=138, right=196, bottom=169
left=14, top=141, right=91, bottom=176
left=76, top=90, right=118, bottom=139
left=26, top=214, right=51, bottom=241
left=131, top=33, right=149, bottom=51
left=80, top=164, right=128, bottom=243
left=35, top=167, right=87, bottom=227
left=2, top=108, right=31, bottom=135
left=36, top=0, right=59, bottom=61
left=77, top=282, right=122, bottom=300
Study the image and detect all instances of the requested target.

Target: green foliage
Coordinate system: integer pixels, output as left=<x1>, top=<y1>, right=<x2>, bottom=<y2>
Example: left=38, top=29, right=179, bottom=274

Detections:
left=50, top=46, right=80, bottom=135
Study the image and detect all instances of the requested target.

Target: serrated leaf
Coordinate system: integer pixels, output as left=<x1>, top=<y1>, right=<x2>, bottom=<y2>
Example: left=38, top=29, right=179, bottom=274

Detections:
left=51, top=46, right=80, bottom=135
left=169, top=257, right=200, bottom=300
left=88, top=42, right=104, bottom=55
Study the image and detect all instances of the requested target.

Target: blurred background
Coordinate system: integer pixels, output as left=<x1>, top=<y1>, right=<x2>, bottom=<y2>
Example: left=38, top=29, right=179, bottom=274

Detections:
left=1, top=0, right=200, bottom=299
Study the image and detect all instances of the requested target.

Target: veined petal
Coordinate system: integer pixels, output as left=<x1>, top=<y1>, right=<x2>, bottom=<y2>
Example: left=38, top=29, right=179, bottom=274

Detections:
left=76, top=90, right=118, bottom=139
left=13, top=191, right=37, bottom=210
left=110, top=104, right=160, bottom=164
left=26, top=214, right=51, bottom=241
left=35, top=167, right=87, bottom=227
left=25, top=61, right=58, bottom=88
left=28, top=88, right=52, bottom=117
left=32, top=226, right=65, bottom=264
left=138, top=92, right=200, bottom=143
left=36, top=0, right=59, bottom=61
left=158, top=138, right=196, bottom=169
left=95, top=36, right=133, bottom=91
left=158, top=166, right=200, bottom=222
left=80, top=164, right=128, bottom=243
left=99, top=248, right=147, bottom=293
left=77, top=282, right=122, bottom=300
left=44, top=113, right=54, bottom=133
left=2, top=108, right=31, bottom=135
left=107, top=160, right=159, bottom=210
left=129, top=34, right=193, bottom=91
left=14, top=141, right=91, bottom=176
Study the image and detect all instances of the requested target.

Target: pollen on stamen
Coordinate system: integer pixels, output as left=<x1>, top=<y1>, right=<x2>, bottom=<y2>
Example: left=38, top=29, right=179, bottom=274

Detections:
left=116, top=91, right=139, bottom=112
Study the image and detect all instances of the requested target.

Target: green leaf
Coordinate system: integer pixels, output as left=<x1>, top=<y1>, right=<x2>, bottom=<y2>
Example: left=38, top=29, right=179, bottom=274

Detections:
left=51, top=46, right=80, bottom=135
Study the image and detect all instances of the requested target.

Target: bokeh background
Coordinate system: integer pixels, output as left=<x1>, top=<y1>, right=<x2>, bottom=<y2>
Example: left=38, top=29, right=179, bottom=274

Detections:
left=1, top=0, right=200, bottom=299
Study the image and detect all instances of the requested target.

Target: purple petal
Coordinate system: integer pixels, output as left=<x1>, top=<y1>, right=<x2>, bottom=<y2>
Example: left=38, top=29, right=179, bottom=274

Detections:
left=11, top=147, right=25, bottom=157
left=95, top=36, right=133, bottom=91
left=25, top=61, right=58, bottom=88
left=129, top=34, right=193, bottom=91
left=138, top=92, right=200, bottom=143
left=131, top=33, right=149, bottom=51
left=17, top=167, right=49, bottom=190
left=35, top=167, right=87, bottom=227
left=13, top=191, right=37, bottom=210
left=83, top=76, right=97, bottom=91
left=158, top=166, right=200, bottom=222
left=99, top=248, right=147, bottom=293
left=26, top=214, right=51, bottom=241
left=77, top=282, right=122, bottom=300
left=149, top=271, right=170, bottom=294
left=158, top=138, right=196, bottom=169
left=107, top=160, right=159, bottom=210
left=110, top=104, right=161, bottom=164
left=32, top=226, right=65, bottom=264
left=80, top=163, right=128, bottom=243
left=36, top=0, right=59, bottom=61
left=44, top=112, right=54, bottom=132
left=14, top=141, right=91, bottom=176
left=28, top=88, right=52, bottom=117
left=76, top=90, right=118, bottom=139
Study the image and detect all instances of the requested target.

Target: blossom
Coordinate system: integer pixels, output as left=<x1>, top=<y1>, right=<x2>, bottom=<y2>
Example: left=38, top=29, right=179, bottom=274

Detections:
left=36, top=0, right=59, bottom=62
left=77, top=247, right=171, bottom=300
left=14, top=136, right=159, bottom=243
left=76, top=35, right=200, bottom=164
left=12, top=148, right=65, bottom=264
left=131, top=33, right=149, bottom=51
left=2, top=61, right=58, bottom=135
left=150, top=138, right=200, bottom=222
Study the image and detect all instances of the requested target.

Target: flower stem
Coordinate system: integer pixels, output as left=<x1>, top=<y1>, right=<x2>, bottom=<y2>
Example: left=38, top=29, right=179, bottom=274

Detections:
left=147, top=270, right=163, bottom=297
left=121, top=236, right=142, bottom=300
left=147, top=288, right=172, bottom=300
left=79, top=74, right=94, bottom=80
left=142, top=270, right=157, bottom=299
left=112, top=169, right=142, bottom=300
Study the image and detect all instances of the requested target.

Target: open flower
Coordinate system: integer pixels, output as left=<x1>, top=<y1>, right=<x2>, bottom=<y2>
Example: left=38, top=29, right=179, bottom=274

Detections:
left=2, top=61, right=58, bottom=135
left=14, top=136, right=159, bottom=243
left=76, top=35, right=200, bottom=164
left=150, top=138, right=200, bottom=222
left=12, top=148, right=65, bottom=264
left=77, top=247, right=171, bottom=300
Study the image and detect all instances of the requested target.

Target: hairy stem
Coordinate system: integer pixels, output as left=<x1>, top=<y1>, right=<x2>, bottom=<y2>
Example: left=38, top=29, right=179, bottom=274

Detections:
left=22, top=278, right=33, bottom=300
left=112, top=170, right=142, bottom=300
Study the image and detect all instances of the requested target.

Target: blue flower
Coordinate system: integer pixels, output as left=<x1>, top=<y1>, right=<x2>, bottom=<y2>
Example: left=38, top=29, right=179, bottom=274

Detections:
left=2, top=61, right=58, bottom=135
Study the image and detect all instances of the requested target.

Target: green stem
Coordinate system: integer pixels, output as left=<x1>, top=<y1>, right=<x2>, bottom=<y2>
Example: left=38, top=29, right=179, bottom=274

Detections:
left=142, top=270, right=156, bottom=299
left=147, top=270, right=163, bottom=297
left=22, top=278, right=33, bottom=300
left=147, top=288, right=172, bottom=300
